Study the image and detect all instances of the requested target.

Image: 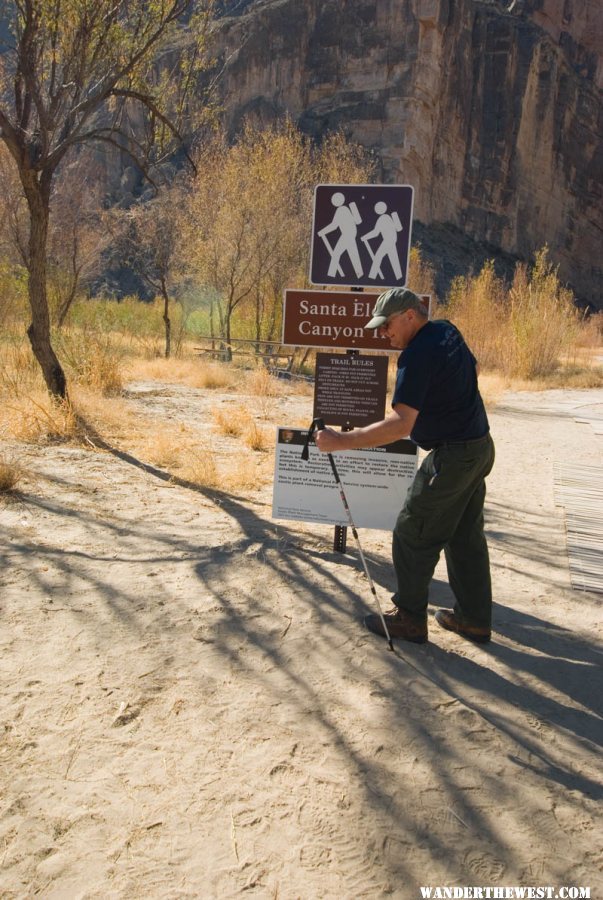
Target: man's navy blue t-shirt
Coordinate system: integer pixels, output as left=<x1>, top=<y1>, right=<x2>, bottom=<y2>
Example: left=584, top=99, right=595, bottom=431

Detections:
left=392, top=319, right=489, bottom=449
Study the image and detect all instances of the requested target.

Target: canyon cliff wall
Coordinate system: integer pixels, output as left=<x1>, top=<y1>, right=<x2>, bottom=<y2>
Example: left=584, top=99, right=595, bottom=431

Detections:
left=212, top=0, right=603, bottom=305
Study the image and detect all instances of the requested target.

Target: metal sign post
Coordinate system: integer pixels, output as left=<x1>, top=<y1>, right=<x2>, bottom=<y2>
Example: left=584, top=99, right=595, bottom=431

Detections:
left=332, top=350, right=358, bottom=554
left=274, top=181, right=420, bottom=556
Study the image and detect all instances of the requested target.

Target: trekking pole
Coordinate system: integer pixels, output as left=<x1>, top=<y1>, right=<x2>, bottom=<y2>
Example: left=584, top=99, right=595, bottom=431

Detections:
left=301, top=418, right=394, bottom=652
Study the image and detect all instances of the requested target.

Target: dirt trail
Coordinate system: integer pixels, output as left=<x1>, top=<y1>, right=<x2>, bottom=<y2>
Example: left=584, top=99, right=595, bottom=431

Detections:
left=1, top=384, right=601, bottom=899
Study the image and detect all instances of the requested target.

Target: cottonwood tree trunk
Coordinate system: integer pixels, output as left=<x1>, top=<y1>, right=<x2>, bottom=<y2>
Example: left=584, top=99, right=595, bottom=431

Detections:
left=224, top=310, right=232, bottom=362
left=56, top=280, right=78, bottom=328
left=267, top=293, right=279, bottom=343
left=23, top=170, right=68, bottom=399
left=221, top=297, right=232, bottom=362
left=56, top=235, right=82, bottom=328
left=160, top=277, right=171, bottom=358
left=254, top=286, right=262, bottom=350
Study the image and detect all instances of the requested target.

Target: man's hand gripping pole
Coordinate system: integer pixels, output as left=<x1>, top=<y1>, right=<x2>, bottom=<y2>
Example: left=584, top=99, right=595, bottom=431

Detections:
left=301, top=418, right=394, bottom=651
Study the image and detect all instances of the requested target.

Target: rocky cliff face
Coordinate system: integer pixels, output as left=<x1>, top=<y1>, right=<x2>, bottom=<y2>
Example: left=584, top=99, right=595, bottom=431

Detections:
left=212, top=0, right=603, bottom=306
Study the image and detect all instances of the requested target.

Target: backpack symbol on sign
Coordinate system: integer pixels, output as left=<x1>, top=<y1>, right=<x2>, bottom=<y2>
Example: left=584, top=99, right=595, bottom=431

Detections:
left=317, top=191, right=364, bottom=280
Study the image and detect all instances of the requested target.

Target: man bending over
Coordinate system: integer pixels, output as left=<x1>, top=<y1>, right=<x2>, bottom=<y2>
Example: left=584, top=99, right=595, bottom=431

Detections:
left=316, top=288, right=495, bottom=645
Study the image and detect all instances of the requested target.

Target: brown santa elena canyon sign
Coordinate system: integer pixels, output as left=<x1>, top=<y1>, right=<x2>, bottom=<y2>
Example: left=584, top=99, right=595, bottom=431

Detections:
left=281, top=289, right=430, bottom=351
left=282, top=289, right=387, bottom=351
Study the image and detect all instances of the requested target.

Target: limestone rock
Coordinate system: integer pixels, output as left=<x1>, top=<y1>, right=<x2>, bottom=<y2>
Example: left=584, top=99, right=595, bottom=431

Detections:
left=212, top=0, right=603, bottom=306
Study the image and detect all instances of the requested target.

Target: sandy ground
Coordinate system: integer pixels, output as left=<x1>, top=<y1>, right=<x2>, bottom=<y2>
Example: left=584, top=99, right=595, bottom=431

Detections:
left=0, top=381, right=601, bottom=899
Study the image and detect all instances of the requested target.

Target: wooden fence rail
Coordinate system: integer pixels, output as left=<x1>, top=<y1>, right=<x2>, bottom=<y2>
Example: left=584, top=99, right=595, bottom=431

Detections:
left=194, top=337, right=312, bottom=380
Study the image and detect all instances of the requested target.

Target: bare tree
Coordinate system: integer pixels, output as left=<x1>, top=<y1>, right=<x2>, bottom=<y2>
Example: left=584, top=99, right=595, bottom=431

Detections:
left=184, top=124, right=311, bottom=358
left=0, top=143, right=29, bottom=266
left=0, top=0, right=213, bottom=398
left=49, top=154, right=111, bottom=326
left=119, top=186, right=186, bottom=358
left=184, top=123, right=376, bottom=356
left=0, top=146, right=109, bottom=326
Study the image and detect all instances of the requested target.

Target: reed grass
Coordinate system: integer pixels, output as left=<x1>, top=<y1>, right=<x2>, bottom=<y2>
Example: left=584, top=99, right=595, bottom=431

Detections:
left=506, top=252, right=579, bottom=379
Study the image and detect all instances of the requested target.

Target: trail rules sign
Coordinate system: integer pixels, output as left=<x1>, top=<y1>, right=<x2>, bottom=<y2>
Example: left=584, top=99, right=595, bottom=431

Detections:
left=313, top=353, right=388, bottom=428
left=310, top=184, right=414, bottom=289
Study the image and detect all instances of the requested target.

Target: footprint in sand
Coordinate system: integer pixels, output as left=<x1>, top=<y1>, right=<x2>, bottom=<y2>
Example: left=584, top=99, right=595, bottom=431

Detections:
left=463, top=850, right=506, bottom=881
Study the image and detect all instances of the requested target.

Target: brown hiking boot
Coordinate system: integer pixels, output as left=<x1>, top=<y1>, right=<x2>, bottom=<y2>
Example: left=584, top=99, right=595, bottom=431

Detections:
left=434, top=609, right=491, bottom=644
left=364, top=607, right=427, bottom=644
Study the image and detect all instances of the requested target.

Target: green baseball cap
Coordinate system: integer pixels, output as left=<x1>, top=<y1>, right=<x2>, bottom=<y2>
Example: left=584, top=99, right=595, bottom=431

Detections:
left=364, top=287, right=423, bottom=329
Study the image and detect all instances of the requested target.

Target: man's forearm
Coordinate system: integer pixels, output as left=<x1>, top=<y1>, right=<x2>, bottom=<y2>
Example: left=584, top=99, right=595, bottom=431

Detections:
left=316, top=405, right=417, bottom=453
left=344, top=414, right=410, bottom=449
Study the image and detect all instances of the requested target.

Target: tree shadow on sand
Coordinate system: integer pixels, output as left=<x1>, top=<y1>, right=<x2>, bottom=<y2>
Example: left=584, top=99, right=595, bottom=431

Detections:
left=5, top=424, right=600, bottom=890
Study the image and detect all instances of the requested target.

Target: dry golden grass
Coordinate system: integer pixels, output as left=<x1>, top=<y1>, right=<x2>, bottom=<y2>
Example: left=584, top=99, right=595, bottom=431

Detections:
left=249, top=395, right=278, bottom=422
left=221, top=454, right=269, bottom=492
left=1, top=393, right=78, bottom=444
left=576, top=312, right=603, bottom=349
left=0, top=341, right=42, bottom=397
left=519, top=366, right=603, bottom=390
left=146, top=431, right=187, bottom=468
left=1, top=332, right=123, bottom=401
left=477, top=364, right=603, bottom=398
left=445, top=249, right=603, bottom=383
left=243, top=420, right=270, bottom=452
left=70, top=389, right=144, bottom=448
left=0, top=368, right=270, bottom=494
left=126, top=356, right=237, bottom=391
left=56, top=330, right=124, bottom=396
left=125, top=357, right=191, bottom=383
left=88, top=355, right=122, bottom=396
left=74, top=388, right=269, bottom=493
left=188, top=363, right=236, bottom=391
left=1, top=281, right=599, bottom=501
left=211, top=406, right=246, bottom=437
left=245, top=365, right=281, bottom=398
left=290, top=378, right=314, bottom=397
left=477, top=373, right=511, bottom=408
left=77, top=394, right=239, bottom=491
left=0, top=458, right=22, bottom=494
left=243, top=367, right=284, bottom=421
left=179, top=445, right=220, bottom=489
left=0, top=333, right=274, bottom=495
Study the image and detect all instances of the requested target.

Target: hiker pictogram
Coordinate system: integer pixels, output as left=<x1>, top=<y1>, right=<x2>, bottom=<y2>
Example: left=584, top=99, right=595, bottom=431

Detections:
left=317, top=192, right=364, bottom=279
left=310, top=184, right=414, bottom=289
left=361, top=201, right=403, bottom=280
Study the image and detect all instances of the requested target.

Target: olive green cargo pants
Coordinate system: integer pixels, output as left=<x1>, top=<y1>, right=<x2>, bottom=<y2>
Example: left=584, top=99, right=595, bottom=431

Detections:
left=392, top=433, right=495, bottom=627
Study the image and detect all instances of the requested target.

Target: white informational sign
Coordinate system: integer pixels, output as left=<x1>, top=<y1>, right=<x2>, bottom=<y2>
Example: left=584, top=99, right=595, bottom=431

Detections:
left=272, top=427, right=418, bottom=531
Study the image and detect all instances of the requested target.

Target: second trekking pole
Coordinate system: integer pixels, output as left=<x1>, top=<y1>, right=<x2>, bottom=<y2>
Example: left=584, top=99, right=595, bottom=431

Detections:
left=301, top=418, right=394, bottom=652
